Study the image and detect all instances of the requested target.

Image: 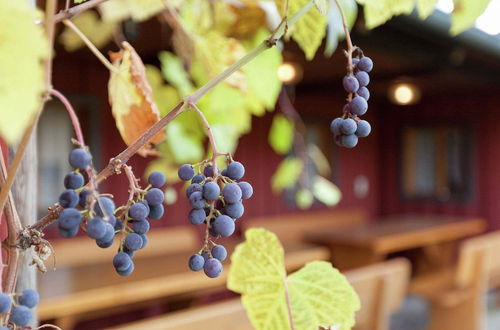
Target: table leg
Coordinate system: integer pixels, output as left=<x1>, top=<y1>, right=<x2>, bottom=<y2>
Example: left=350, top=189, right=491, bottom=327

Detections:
left=328, top=245, right=384, bottom=271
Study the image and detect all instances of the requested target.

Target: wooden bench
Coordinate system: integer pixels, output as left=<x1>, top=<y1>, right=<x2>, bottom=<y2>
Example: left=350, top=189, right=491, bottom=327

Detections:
left=106, top=258, right=410, bottom=330
left=409, top=230, right=500, bottom=330
left=38, top=226, right=329, bottom=328
left=241, top=208, right=368, bottom=244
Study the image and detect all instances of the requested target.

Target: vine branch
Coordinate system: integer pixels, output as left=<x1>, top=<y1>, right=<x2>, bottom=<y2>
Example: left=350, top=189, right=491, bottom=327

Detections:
left=53, top=0, right=109, bottom=24
left=28, top=0, right=317, bottom=236
left=50, top=89, right=85, bottom=147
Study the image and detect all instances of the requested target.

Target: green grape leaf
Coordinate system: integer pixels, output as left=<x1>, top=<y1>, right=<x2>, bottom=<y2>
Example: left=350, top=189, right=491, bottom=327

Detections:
left=243, top=29, right=283, bottom=111
left=228, top=228, right=360, bottom=330
left=74, top=0, right=88, bottom=3
left=307, top=144, right=331, bottom=176
left=99, top=0, right=132, bottom=22
left=165, top=121, right=204, bottom=163
left=0, top=0, right=49, bottom=144
left=325, top=0, right=358, bottom=57
left=211, top=124, right=240, bottom=155
left=145, top=154, right=181, bottom=184
left=450, top=0, right=490, bottom=35
left=312, top=176, right=341, bottom=206
left=355, top=0, right=414, bottom=29
left=145, top=65, right=180, bottom=116
left=59, top=11, right=116, bottom=51
left=416, top=0, right=438, bottom=19
left=276, top=0, right=328, bottom=60
left=288, top=261, right=360, bottom=330
left=127, top=0, right=166, bottom=22
left=269, top=114, right=295, bottom=155
left=271, top=157, right=303, bottom=193
left=313, top=0, right=330, bottom=15
left=158, top=51, right=193, bottom=96
left=296, top=189, right=314, bottom=209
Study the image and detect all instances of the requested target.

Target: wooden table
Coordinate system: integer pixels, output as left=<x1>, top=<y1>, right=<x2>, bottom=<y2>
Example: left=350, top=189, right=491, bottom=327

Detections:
left=37, top=242, right=329, bottom=328
left=305, top=215, right=486, bottom=271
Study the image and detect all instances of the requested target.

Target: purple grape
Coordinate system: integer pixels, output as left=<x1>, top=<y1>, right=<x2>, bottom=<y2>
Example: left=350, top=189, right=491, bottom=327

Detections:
left=69, top=148, right=91, bottom=170
left=201, top=251, right=210, bottom=261
left=330, top=117, right=343, bottom=135
left=0, top=294, right=11, bottom=314
left=357, top=87, right=370, bottom=101
left=129, top=202, right=148, bottom=220
left=146, top=188, right=164, bottom=206
left=59, top=226, right=79, bottom=238
left=148, top=171, right=166, bottom=188
left=211, top=245, right=227, bottom=262
left=191, top=174, right=206, bottom=184
left=203, top=181, right=220, bottom=201
left=212, top=215, right=235, bottom=237
left=208, top=225, right=219, bottom=238
left=358, top=56, right=373, bottom=72
left=64, top=172, right=84, bottom=189
left=148, top=204, right=164, bottom=219
left=186, top=183, right=203, bottom=198
left=19, top=289, right=39, bottom=309
left=189, top=254, right=205, bottom=271
left=125, top=233, right=143, bottom=251
left=96, top=238, right=114, bottom=249
left=342, top=76, right=359, bottom=93
left=238, top=182, right=253, bottom=200
left=131, top=219, right=150, bottom=234
left=223, top=202, right=244, bottom=219
left=222, top=183, right=242, bottom=204
left=189, top=191, right=205, bottom=209
left=117, top=262, right=135, bottom=276
left=99, top=222, right=115, bottom=242
left=350, top=96, right=368, bottom=116
left=94, top=196, right=115, bottom=218
left=178, top=164, right=194, bottom=181
left=114, top=219, right=123, bottom=231
left=78, top=189, right=90, bottom=208
left=342, top=134, right=358, bottom=148
left=226, top=161, right=245, bottom=180
left=113, top=252, right=132, bottom=271
left=123, top=247, right=135, bottom=258
left=356, top=120, right=371, bottom=137
left=107, top=215, right=117, bottom=228
left=221, top=168, right=228, bottom=177
left=340, top=118, right=357, bottom=135
left=203, top=165, right=216, bottom=178
left=58, top=208, right=82, bottom=230
left=59, top=189, right=79, bottom=208
left=355, top=71, right=370, bottom=87
left=188, top=208, right=206, bottom=225
left=203, top=258, right=223, bottom=278
left=87, top=217, right=106, bottom=239
left=10, top=306, right=32, bottom=326
left=140, top=234, right=148, bottom=249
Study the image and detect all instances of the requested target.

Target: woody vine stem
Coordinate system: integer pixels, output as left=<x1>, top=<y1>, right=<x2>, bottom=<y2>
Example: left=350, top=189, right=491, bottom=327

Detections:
left=0, top=0, right=355, bottom=325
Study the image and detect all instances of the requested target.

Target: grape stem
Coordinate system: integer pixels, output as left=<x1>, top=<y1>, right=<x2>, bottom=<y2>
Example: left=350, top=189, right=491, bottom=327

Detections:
left=53, top=0, right=109, bottom=24
left=27, top=0, right=316, bottom=236
left=50, top=89, right=85, bottom=147
left=123, top=165, right=141, bottom=202
left=62, top=19, right=119, bottom=73
left=284, top=278, right=296, bottom=330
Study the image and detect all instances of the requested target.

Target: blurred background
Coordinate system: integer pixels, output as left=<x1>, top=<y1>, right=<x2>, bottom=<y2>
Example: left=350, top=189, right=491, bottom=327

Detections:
left=30, top=0, right=500, bottom=329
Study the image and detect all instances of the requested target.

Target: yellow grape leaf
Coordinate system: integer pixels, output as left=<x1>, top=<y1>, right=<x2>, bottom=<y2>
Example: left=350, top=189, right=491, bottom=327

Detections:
left=269, top=114, right=295, bottom=155
left=75, top=0, right=88, bottom=3
left=276, top=0, right=328, bottom=60
left=417, top=0, right=438, bottom=19
left=98, top=0, right=132, bottom=22
left=288, top=262, right=360, bottom=330
left=313, top=0, right=330, bottom=15
left=307, top=144, right=331, bottom=176
left=59, top=11, right=116, bottom=51
left=450, top=0, right=490, bottom=35
left=128, top=0, right=166, bottom=22
left=99, top=0, right=174, bottom=22
left=108, top=42, right=164, bottom=157
left=227, top=4, right=267, bottom=39
left=271, top=157, right=303, bottom=193
left=0, top=0, right=49, bottom=144
left=228, top=228, right=360, bottom=330
left=312, top=176, right=341, bottom=206
left=355, top=0, right=414, bottom=29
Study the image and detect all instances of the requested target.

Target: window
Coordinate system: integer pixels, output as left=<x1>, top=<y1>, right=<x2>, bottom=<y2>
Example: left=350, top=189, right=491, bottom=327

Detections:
left=401, top=125, right=472, bottom=201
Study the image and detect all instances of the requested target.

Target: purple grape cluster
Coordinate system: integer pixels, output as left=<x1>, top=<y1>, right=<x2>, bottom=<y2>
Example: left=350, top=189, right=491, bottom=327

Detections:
left=331, top=56, right=373, bottom=148
left=111, top=171, right=166, bottom=276
left=179, top=161, right=253, bottom=278
left=56, top=149, right=167, bottom=276
left=0, top=289, right=39, bottom=327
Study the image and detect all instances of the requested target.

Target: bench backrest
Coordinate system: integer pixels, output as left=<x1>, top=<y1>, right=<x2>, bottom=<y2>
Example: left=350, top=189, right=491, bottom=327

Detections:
left=346, top=258, right=411, bottom=330
left=242, top=208, right=368, bottom=244
left=106, top=258, right=410, bottom=330
left=50, top=226, right=199, bottom=267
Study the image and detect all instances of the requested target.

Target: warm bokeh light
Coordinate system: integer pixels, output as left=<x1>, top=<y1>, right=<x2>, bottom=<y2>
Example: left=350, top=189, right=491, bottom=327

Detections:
left=277, top=62, right=302, bottom=84
left=388, top=83, right=421, bottom=105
